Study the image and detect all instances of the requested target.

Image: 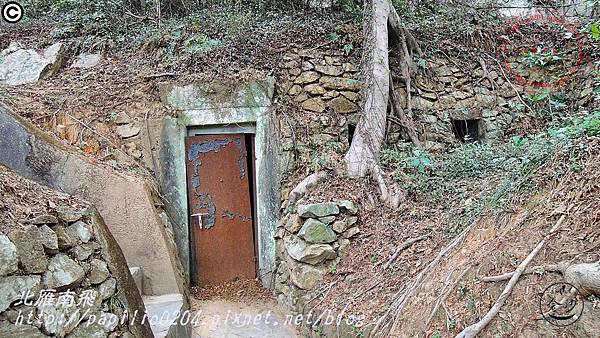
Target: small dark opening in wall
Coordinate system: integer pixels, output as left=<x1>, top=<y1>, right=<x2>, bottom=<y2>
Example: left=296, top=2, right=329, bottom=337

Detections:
left=451, top=119, right=481, bottom=142
left=348, top=123, right=356, bottom=145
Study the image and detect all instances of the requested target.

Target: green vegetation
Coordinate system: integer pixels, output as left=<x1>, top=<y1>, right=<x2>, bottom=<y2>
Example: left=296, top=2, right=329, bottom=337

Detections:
left=381, top=110, right=600, bottom=236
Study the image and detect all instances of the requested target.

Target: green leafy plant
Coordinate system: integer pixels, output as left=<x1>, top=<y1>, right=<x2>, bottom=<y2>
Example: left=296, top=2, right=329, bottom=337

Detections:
left=343, top=43, right=354, bottom=55
left=329, top=31, right=340, bottom=42
left=406, top=148, right=433, bottom=173
left=184, top=33, right=223, bottom=55
left=521, top=47, right=563, bottom=69
left=592, top=21, right=600, bottom=41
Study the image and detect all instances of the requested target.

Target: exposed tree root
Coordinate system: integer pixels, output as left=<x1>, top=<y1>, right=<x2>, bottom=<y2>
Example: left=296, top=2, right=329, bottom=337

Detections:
left=382, top=234, right=429, bottom=271
left=389, top=76, right=422, bottom=149
left=482, top=261, right=600, bottom=296
left=371, top=221, right=476, bottom=337
left=564, top=262, right=600, bottom=296
left=480, top=263, right=566, bottom=282
left=426, top=266, right=471, bottom=329
left=455, top=204, right=574, bottom=338
left=288, top=170, right=329, bottom=204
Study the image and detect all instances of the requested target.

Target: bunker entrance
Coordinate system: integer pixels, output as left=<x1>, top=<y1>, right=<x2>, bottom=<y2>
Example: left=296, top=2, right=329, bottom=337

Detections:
left=185, top=125, right=258, bottom=286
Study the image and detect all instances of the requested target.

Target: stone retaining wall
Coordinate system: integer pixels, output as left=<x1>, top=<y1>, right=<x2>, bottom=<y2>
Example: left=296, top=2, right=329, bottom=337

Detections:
left=277, top=48, right=362, bottom=173
left=0, top=167, right=152, bottom=338
left=398, top=57, right=598, bottom=150
left=272, top=200, right=360, bottom=328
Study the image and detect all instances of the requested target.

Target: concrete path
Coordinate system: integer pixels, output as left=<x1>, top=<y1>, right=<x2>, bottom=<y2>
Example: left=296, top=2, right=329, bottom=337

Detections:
left=191, top=299, right=299, bottom=338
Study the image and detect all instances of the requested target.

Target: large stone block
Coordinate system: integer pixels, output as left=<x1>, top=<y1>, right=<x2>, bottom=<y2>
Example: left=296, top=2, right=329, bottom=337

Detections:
left=43, top=253, right=85, bottom=289
left=285, top=236, right=336, bottom=265
left=0, top=235, right=18, bottom=276
left=297, top=202, right=339, bottom=218
left=298, top=218, right=337, bottom=244
left=0, top=275, right=41, bottom=312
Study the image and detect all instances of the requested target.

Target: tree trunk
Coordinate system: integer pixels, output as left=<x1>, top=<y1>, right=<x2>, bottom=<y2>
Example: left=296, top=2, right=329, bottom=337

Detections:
left=344, top=0, right=389, bottom=178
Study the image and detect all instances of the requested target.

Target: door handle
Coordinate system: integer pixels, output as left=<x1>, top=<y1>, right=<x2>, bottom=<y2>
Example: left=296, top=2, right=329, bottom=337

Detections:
left=191, top=213, right=209, bottom=229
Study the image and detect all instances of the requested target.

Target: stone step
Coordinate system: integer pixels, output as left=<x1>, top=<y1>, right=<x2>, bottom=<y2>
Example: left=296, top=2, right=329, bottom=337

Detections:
left=143, top=293, right=191, bottom=338
left=129, top=266, right=144, bottom=295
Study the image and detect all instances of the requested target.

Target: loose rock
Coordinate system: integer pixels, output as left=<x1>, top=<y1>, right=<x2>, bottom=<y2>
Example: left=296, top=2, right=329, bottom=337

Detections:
left=69, top=221, right=92, bottom=243
left=290, top=264, right=326, bottom=290
left=343, top=227, right=360, bottom=238
left=116, top=124, right=140, bottom=139
left=0, top=43, right=65, bottom=86
left=29, top=214, right=58, bottom=225
left=56, top=206, right=83, bottom=223
left=55, top=226, right=80, bottom=249
left=73, top=242, right=100, bottom=261
left=297, top=202, right=339, bottom=218
left=285, top=236, right=336, bottom=265
left=71, top=53, right=102, bottom=69
left=0, top=322, right=45, bottom=338
left=298, top=219, right=337, bottom=244
left=337, top=200, right=358, bottom=215
left=329, top=97, right=359, bottom=113
left=88, top=259, right=110, bottom=284
left=38, top=225, right=59, bottom=252
left=314, top=64, right=344, bottom=76
left=294, top=71, right=320, bottom=84
left=284, top=214, right=303, bottom=234
left=319, top=76, right=362, bottom=91
left=0, top=275, right=41, bottom=312
left=37, top=299, right=80, bottom=336
left=44, top=254, right=85, bottom=289
left=0, top=235, right=18, bottom=276
left=98, top=278, right=117, bottom=300
left=9, top=225, right=47, bottom=273
left=301, top=98, right=326, bottom=113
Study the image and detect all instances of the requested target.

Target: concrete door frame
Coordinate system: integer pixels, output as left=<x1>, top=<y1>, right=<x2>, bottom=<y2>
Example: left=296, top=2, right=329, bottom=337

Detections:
left=157, top=79, right=280, bottom=288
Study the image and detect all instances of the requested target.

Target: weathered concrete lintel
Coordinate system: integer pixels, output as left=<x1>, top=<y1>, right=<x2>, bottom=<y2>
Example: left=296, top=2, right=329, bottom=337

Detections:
left=158, top=78, right=280, bottom=288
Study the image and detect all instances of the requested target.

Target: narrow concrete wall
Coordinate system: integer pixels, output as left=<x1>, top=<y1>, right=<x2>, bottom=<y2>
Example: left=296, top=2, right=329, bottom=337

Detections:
left=157, top=79, right=281, bottom=286
left=0, top=105, right=186, bottom=297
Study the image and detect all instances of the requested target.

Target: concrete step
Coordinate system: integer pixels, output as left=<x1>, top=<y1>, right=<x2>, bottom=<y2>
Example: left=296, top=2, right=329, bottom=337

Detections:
left=143, top=293, right=191, bottom=338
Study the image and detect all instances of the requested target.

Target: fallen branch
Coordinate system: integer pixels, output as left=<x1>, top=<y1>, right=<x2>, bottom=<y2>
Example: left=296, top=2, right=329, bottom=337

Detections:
left=455, top=204, right=574, bottom=338
left=144, top=72, right=176, bottom=79
left=489, top=54, right=535, bottom=116
left=382, top=234, right=429, bottom=270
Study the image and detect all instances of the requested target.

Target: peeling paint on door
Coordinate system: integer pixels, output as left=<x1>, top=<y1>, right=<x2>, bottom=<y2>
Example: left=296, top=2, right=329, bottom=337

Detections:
left=185, top=134, right=257, bottom=283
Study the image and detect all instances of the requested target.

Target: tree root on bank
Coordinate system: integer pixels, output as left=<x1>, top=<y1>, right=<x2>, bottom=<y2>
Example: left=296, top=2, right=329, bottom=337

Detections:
left=288, top=171, right=329, bottom=204
left=382, top=234, right=429, bottom=271
left=371, top=221, right=476, bottom=337
left=482, top=261, right=600, bottom=296
left=455, top=204, right=575, bottom=338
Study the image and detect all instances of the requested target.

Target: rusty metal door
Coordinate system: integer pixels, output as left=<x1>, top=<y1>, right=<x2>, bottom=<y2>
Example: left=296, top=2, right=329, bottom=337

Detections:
left=185, top=134, right=256, bottom=284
